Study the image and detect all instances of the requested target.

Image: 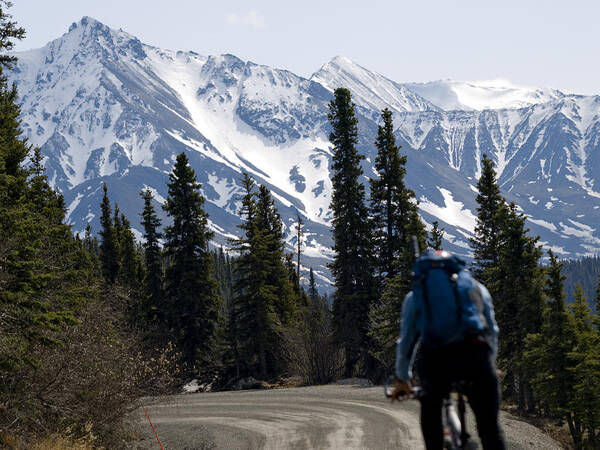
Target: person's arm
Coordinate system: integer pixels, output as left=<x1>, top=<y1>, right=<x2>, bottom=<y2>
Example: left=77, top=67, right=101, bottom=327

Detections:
left=478, top=283, right=499, bottom=360
left=395, top=292, right=420, bottom=381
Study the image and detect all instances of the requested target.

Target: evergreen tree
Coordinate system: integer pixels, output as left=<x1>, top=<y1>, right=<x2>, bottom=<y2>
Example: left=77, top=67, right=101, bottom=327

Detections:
left=140, top=188, right=164, bottom=324
left=99, top=183, right=120, bottom=284
left=470, top=154, right=505, bottom=285
left=594, top=277, right=600, bottom=332
left=525, top=250, right=578, bottom=442
left=83, top=223, right=99, bottom=260
left=328, top=88, right=377, bottom=376
left=230, top=173, right=282, bottom=378
left=118, top=215, right=138, bottom=284
left=569, top=285, right=600, bottom=448
left=308, top=267, right=318, bottom=303
left=489, top=203, right=544, bottom=411
left=369, top=107, right=423, bottom=280
left=255, top=184, right=297, bottom=325
left=113, top=203, right=122, bottom=242
left=212, top=247, right=234, bottom=310
left=0, top=7, right=92, bottom=404
left=560, top=256, right=600, bottom=311
left=162, top=152, right=222, bottom=369
left=366, top=108, right=426, bottom=372
left=368, top=275, right=408, bottom=372
left=428, top=220, right=444, bottom=250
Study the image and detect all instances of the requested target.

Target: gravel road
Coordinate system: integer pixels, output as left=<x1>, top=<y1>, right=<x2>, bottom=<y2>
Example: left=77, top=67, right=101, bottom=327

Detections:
left=130, top=385, right=562, bottom=449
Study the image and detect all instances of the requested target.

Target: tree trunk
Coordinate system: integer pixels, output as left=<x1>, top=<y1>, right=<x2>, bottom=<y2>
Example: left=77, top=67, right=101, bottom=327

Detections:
left=567, top=413, right=582, bottom=450
left=517, top=368, right=526, bottom=412
left=525, top=380, right=536, bottom=413
left=259, top=346, right=267, bottom=380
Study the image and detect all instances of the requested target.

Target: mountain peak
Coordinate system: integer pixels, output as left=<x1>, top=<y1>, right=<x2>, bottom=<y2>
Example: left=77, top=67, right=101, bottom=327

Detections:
left=67, top=16, right=111, bottom=35
left=328, top=55, right=356, bottom=66
left=311, top=56, right=437, bottom=114
left=57, top=16, right=147, bottom=61
left=314, top=55, right=364, bottom=78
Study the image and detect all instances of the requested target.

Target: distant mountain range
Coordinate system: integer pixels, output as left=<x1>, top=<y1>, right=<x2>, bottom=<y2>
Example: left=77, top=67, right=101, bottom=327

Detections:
left=9, top=16, right=600, bottom=288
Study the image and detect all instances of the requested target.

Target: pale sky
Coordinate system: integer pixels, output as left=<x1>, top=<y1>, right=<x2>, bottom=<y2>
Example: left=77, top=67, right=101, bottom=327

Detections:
left=11, top=0, right=600, bottom=95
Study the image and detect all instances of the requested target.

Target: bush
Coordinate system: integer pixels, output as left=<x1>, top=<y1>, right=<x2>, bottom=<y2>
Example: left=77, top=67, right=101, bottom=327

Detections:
left=282, top=305, right=344, bottom=385
left=0, top=295, right=181, bottom=447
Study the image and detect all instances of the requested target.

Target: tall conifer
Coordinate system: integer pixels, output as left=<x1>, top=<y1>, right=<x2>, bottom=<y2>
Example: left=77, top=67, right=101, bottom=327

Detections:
left=140, top=188, right=164, bottom=324
left=308, top=268, right=318, bottom=303
left=369, top=107, right=421, bottom=280
left=163, top=153, right=221, bottom=369
left=255, top=184, right=297, bottom=325
left=490, top=203, right=544, bottom=411
left=99, top=183, right=120, bottom=284
left=118, top=214, right=141, bottom=289
left=328, top=88, right=376, bottom=376
left=0, top=6, right=91, bottom=396
left=569, top=285, right=600, bottom=448
left=470, top=154, right=505, bottom=285
left=366, top=108, right=426, bottom=371
left=230, top=173, right=282, bottom=378
left=525, top=250, right=577, bottom=440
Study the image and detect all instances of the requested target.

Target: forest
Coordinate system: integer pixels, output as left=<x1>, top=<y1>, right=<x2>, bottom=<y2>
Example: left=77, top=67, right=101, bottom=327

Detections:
left=0, top=3, right=598, bottom=449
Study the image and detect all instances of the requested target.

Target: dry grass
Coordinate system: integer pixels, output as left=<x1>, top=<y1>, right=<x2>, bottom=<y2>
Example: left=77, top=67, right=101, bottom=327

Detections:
left=0, top=427, right=95, bottom=449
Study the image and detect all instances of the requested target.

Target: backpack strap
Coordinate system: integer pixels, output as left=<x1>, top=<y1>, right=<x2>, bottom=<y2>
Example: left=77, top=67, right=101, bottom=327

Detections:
left=420, top=276, right=432, bottom=320
left=448, top=270, right=462, bottom=325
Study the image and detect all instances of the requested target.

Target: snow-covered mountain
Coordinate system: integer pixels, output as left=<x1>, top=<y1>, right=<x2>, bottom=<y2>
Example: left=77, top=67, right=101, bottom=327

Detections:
left=402, top=79, right=564, bottom=111
left=9, top=17, right=600, bottom=288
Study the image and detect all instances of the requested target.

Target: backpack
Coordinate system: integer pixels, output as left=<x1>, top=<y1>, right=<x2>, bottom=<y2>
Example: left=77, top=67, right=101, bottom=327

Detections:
left=412, top=249, right=487, bottom=349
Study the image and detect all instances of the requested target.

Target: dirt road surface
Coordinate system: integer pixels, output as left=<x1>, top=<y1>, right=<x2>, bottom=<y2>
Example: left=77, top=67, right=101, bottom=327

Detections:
left=130, top=385, right=562, bottom=449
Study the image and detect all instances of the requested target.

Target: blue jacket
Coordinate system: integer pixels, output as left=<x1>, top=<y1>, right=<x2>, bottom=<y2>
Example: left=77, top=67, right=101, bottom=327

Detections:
left=395, top=280, right=499, bottom=381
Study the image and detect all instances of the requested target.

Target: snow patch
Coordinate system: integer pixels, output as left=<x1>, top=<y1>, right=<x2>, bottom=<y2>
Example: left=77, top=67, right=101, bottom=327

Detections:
left=528, top=218, right=557, bottom=232
left=419, top=188, right=477, bottom=233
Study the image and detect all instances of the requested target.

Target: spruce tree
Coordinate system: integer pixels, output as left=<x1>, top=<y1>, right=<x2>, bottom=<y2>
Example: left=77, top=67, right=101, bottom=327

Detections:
left=525, top=250, right=577, bottom=441
left=594, top=277, right=600, bottom=333
left=328, top=88, right=376, bottom=376
left=366, top=108, right=427, bottom=372
left=428, top=220, right=444, bottom=250
left=113, top=203, right=122, bottom=242
left=162, top=152, right=222, bottom=369
left=118, top=215, right=138, bottom=285
left=308, top=268, right=318, bottom=303
left=470, top=154, right=505, bottom=285
left=369, top=107, right=421, bottom=280
left=140, top=188, right=164, bottom=324
left=255, top=184, right=297, bottom=326
left=490, top=203, right=544, bottom=411
left=230, top=173, right=282, bottom=378
left=99, top=183, right=120, bottom=284
left=569, top=285, right=600, bottom=448
left=0, top=8, right=92, bottom=407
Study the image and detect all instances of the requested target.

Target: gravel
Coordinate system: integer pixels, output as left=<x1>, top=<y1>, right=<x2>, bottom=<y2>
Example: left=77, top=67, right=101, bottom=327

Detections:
left=129, top=384, right=563, bottom=449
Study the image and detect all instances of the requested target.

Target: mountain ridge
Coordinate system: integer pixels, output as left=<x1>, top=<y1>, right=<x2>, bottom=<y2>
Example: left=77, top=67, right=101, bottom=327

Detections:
left=8, top=17, right=600, bottom=288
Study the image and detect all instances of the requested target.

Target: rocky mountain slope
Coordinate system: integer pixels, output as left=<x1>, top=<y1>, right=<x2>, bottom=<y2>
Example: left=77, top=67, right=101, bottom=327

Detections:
left=9, top=17, right=600, bottom=287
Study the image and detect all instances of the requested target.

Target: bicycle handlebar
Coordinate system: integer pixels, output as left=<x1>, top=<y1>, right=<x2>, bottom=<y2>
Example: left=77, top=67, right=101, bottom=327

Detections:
left=383, top=375, right=423, bottom=400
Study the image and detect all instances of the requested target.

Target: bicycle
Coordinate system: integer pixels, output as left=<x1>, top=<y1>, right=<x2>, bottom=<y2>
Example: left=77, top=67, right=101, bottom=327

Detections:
left=384, top=375, right=475, bottom=450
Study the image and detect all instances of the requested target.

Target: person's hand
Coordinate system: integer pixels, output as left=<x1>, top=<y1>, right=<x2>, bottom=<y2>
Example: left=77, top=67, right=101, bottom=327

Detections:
left=391, top=379, right=411, bottom=402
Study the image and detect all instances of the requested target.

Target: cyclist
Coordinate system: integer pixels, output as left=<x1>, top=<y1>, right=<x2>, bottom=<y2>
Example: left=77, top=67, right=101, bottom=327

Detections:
left=392, top=249, right=506, bottom=450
